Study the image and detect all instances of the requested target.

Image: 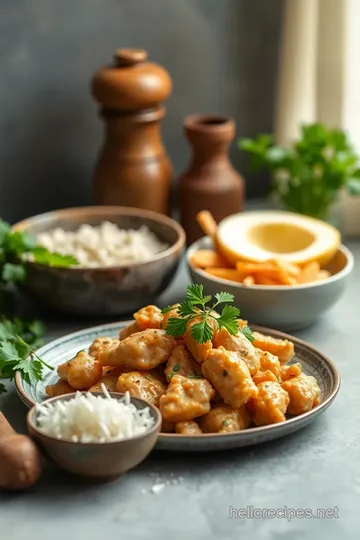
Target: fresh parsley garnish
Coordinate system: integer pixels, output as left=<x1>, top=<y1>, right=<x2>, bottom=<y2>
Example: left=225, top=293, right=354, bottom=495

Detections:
left=0, top=317, right=52, bottom=394
left=0, top=218, right=78, bottom=309
left=162, top=284, right=253, bottom=345
left=222, top=420, right=229, bottom=427
left=241, top=325, right=255, bottom=343
left=187, top=374, right=203, bottom=379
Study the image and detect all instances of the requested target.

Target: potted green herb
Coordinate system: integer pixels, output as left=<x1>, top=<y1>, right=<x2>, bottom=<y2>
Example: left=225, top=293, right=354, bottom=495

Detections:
left=238, top=123, right=360, bottom=222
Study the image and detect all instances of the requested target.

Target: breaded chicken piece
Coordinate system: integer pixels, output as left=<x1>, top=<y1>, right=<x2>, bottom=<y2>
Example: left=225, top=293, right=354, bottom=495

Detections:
left=281, top=374, right=320, bottom=414
left=253, top=370, right=278, bottom=385
left=164, top=344, right=202, bottom=382
left=88, top=336, right=120, bottom=359
left=252, top=331, right=295, bottom=364
left=45, top=379, right=74, bottom=398
left=117, top=371, right=167, bottom=407
left=98, top=329, right=175, bottom=370
left=134, top=305, right=163, bottom=330
left=175, top=420, right=202, bottom=435
left=202, top=346, right=258, bottom=408
left=247, top=381, right=290, bottom=426
left=119, top=321, right=140, bottom=340
left=237, top=319, right=248, bottom=329
left=159, top=374, right=215, bottom=422
left=280, top=362, right=302, bottom=382
left=198, top=402, right=251, bottom=434
left=57, top=351, right=102, bottom=390
left=213, top=328, right=260, bottom=375
left=88, top=373, right=119, bottom=393
left=258, top=351, right=281, bottom=378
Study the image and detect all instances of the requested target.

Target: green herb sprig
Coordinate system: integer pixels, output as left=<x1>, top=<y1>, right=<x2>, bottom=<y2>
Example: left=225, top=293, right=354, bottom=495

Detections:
left=0, top=219, right=77, bottom=301
left=0, top=317, right=53, bottom=394
left=162, top=284, right=253, bottom=345
left=0, top=219, right=78, bottom=394
left=239, top=123, right=360, bottom=220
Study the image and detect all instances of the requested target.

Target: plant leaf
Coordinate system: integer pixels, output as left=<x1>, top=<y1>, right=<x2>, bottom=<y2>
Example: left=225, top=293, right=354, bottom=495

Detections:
left=347, top=177, right=360, bottom=196
left=177, top=300, right=197, bottom=317
left=217, top=305, right=240, bottom=335
left=2, top=263, right=26, bottom=283
left=190, top=318, right=213, bottom=344
left=214, top=292, right=234, bottom=304
left=241, top=325, right=254, bottom=343
left=32, top=247, right=78, bottom=267
left=165, top=317, right=189, bottom=338
left=4, top=230, right=36, bottom=254
left=14, top=357, right=43, bottom=385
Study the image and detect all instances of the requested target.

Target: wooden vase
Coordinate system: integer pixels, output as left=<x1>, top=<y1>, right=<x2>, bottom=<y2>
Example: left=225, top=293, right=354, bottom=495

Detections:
left=178, top=115, right=244, bottom=245
left=91, top=49, right=173, bottom=215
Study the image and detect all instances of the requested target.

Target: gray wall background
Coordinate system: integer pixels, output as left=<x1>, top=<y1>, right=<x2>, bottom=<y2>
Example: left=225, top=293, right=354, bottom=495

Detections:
left=0, top=0, right=283, bottom=223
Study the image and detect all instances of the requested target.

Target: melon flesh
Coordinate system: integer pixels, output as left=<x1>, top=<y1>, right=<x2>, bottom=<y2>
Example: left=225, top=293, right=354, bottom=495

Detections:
left=216, top=211, right=340, bottom=266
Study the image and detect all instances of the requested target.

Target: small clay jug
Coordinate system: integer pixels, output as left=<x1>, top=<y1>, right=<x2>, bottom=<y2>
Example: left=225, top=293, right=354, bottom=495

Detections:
left=91, top=49, right=172, bottom=215
left=178, top=115, right=245, bottom=245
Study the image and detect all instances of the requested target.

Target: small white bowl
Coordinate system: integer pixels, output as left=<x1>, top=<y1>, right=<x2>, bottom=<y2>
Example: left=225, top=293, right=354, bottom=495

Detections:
left=187, top=237, right=354, bottom=331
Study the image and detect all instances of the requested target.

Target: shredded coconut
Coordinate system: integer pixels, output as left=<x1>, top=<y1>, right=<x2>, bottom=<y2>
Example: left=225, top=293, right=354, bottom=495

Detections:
left=151, top=483, right=166, bottom=494
left=35, top=386, right=155, bottom=443
left=35, top=221, right=169, bottom=267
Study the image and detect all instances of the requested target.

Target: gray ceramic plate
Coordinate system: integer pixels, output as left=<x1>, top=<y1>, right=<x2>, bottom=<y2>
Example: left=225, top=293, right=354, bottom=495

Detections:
left=15, top=321, right=340, bottom=451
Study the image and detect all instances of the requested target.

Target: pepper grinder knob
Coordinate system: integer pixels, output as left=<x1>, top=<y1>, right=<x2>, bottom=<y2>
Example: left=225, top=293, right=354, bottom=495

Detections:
left=114, top=48, right=148, bottom=67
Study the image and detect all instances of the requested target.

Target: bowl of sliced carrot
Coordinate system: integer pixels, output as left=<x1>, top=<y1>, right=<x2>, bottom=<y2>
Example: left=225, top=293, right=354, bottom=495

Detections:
left=186, top=211, right=353, bottom=331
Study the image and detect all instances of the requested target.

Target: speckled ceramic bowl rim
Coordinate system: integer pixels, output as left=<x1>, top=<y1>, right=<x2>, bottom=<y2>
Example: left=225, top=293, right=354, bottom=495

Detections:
left=12, top=206, right=186, bottom=272
left=187, top=237, right=354, bottom=291
left=27, top=391, right=162, bottom=446
left=16, top=321, right=341, bottom=442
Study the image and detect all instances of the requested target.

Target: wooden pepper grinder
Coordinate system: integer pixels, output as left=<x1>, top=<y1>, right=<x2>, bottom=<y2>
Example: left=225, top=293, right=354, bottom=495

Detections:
left=91, top=49, right=173, bottom=215
left=178, top=115, right=245, bottom=245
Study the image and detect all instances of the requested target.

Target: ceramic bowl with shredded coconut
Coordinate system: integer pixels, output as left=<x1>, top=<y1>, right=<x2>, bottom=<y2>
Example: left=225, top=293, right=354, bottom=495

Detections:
left=11, top=206, right=185, bottom=316
left=27, top=390, right=161, bottom=481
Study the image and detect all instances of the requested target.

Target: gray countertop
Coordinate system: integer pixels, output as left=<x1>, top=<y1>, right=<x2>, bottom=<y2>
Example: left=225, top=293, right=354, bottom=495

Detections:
left=1, top=244, right=359, bottom=540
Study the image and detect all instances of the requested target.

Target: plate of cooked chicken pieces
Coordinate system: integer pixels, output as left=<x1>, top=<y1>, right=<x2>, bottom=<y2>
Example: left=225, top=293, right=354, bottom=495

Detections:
left=16, top=286, right=340, bottom=451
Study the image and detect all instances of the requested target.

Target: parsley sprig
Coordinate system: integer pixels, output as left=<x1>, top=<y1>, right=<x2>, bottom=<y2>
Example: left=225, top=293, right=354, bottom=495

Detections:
left=0, top=317, right=53, bottom=394
left=162, top=284, right=254, bottom=344
left=0, top=219, right=77, bottom=295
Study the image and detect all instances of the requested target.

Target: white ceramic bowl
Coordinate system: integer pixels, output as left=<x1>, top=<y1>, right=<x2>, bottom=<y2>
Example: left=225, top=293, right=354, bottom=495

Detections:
left=187, top=236, right=354, bottom=331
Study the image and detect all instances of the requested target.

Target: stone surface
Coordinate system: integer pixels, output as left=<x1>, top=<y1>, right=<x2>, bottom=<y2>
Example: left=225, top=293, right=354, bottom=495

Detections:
left=0, top=244, right=359, bottom=538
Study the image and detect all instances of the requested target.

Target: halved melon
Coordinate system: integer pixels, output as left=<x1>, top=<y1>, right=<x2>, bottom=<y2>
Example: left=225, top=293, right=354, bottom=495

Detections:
left=216, top=211, right=340, bottom=266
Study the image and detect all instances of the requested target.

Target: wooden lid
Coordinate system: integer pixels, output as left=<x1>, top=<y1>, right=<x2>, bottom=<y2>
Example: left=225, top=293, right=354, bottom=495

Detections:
left=91, top=48, right=172, bottom=111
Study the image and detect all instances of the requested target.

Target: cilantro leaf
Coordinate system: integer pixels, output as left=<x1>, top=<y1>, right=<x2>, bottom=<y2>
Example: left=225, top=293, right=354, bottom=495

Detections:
left=165, top=317, right=189, bottom=338
left=32, top=247, right=77, bottom=267
left=4, top=230, right=36, bottom=254
left=190, top=318, right=213, bottom=344
left=177, top=300, right=196, bottom=318
left=0, top=320, right=17, bottom=341
left=161, top=305, right=176, bottom=315
left=2, top=263, right=26, bottom=283
left=27, top=319, right=46, bottom=338
left=163, top=286, right=249, bottom=346
left=0, top=341, right=21, bottom=363
left=0, top=220, right=11, bottom=244
left=241, top=325, right=254, bottom=343
left=217, top=305, right=240, bottom=335
left=187, top=374, right=203, bottom=379
left=14, top=358, right=43, bottom=385
left=214, top=292, right=234, bottom=304
left=185, top=284, right=211, bottom=306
